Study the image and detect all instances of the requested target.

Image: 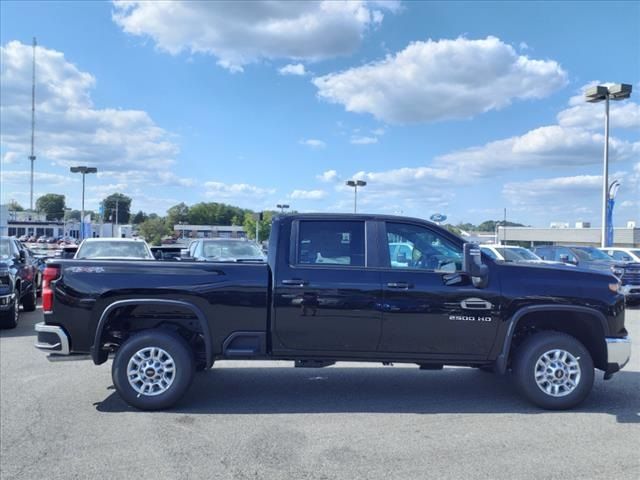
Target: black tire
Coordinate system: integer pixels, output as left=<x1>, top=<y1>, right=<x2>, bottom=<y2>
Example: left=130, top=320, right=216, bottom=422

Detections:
left=112, top=329, right=195, bottom=410
left=22, top=285, right=37, bottom=312
left=512, top=331, right=594, bottom=410
left=0, top=296, right=19, bottom=329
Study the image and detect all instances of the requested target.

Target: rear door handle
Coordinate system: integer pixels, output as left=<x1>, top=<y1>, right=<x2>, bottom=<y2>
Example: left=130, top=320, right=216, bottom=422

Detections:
left=281, top=279, right=308, bottom=287
left=386, top=282, right=413, bottom=289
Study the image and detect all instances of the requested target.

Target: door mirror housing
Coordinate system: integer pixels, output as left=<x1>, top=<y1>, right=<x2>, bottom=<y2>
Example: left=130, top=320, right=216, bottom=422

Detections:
left=153, top=250, right=163, bottom=260
left=463, top=243, right=489, bottom=288
left=180, top=249, right=193, bottom=261
left=559, top=254, right=577, bottom=265
left=18, top=250, right=27, bottom=262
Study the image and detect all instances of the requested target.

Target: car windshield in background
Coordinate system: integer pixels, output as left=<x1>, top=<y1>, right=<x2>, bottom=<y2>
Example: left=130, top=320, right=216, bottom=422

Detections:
left=76, top=241, right=152, bottom=259
left=575, top=247, right=614, bottom=261
left=0, top=240, right=11, bottom=259
left=497, top=247, right=541, bottom=262
left=203, top=241, right=264, bottom=261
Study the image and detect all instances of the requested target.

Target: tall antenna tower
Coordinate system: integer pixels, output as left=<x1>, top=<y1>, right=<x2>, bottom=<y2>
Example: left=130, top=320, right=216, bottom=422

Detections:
left=29, top=37, right=37, bottom=211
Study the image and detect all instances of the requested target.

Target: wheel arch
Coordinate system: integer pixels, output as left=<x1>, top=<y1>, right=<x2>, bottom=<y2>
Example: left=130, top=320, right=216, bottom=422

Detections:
left=496, top=305, right=609, bottom=374
left=92, top=298, right=213, bottom=369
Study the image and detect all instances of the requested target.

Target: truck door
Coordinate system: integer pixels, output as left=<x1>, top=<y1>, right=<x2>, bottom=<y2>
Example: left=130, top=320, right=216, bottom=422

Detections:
left=378, top=221, right=501, bottom=357
left=272, top=219, right=383, bottom=353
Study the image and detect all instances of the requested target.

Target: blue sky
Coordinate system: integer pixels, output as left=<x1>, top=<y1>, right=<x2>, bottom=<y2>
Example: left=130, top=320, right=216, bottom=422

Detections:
left=1, top=1, right=638, bottom=226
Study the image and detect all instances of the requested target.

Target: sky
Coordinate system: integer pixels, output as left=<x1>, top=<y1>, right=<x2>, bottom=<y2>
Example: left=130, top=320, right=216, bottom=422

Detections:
left=1, top=0, right=638, bottom=227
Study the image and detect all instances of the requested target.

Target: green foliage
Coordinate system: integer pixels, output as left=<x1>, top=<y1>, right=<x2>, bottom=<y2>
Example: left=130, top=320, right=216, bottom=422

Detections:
left=187, top=202, right=250, bottom=226
left=36, top=194, right=66, bottom=220
left=137, top=217, right=171, bottom=246
left=131, top=210, right=148, bottom=224
left=8, top=200, right=23, bottom=211
left=243, top=211, right=273, bottom=241
left=166, top=202, right=189, bottom=227
left=67, top=210, right=81, bottom=221
left=101, top=193, right=132, bottom=224
left=443, top=224, right=462, bottom=236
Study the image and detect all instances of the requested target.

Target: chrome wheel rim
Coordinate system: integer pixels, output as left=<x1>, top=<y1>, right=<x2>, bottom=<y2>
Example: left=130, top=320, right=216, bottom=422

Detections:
left=13, top=297, right=19, bottom=324
left=127, top=347, right=175, bottom=396
left=534, top=349, right=581, bottom=397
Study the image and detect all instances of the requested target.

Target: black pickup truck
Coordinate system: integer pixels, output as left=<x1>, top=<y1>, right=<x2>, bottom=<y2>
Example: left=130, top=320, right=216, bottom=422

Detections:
left=35, top=214, right=631, bottom=410
left=1, top=237, right=39, bottom=328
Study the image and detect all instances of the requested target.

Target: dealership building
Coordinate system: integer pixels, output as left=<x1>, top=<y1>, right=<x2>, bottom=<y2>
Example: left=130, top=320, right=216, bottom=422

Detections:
left=496, top=224, right=639, bottom=248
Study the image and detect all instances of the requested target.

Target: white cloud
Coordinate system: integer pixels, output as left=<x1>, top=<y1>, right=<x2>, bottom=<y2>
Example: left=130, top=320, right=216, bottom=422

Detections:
left=203, top=181, right=276, bottom=199
left=350, top=135, right=378, bottom=144
left=299, top=138, right=326, bottom=148
left=503, top=175, right=602, bottom=206
left=278, top=63, right=307, bottom=76
left=435, top=125, right=638, bottom=177
left=112, top=1, right=398, bottom=72
left=0, top=41, right=179, bottom=172
left=290, top=189, right=328, bottom=200
left=0, top=170, right=77, bottom=188
left=317, top=169, right=339, bottom=182
left=313, top=36, right=568, bottom=124
left=371, top=127, right=385, bottom=136
left=557, top=83, right=640, bottom=130
left=1, top=151, right=19, bottom=165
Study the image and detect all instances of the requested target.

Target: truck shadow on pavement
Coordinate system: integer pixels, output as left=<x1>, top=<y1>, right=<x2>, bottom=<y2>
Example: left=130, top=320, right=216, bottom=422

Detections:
left=95, top=366, right=640, bottom=423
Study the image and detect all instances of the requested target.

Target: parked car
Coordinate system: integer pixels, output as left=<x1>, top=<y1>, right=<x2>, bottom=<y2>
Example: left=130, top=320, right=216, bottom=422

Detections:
left=0, top=236, right=38, bottom=328
left=480, top=244, right=565, bottom=265
left=74, top=238, right=154, bottom=260
left=601, top=247, right=640, bottom=263
left=184, top=238, right=266, bottom=262
left=35, top=214, right=630, bottom=411
left=534, top=245, right=640, bottom=302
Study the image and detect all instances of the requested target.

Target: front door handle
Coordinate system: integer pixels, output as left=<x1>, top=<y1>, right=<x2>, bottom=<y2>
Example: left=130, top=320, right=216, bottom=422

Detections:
left=461, top=298, right=493, bottom=310
left=386, top=282, right=413, bottom=289
left=281, top=279, right=308, bottom=287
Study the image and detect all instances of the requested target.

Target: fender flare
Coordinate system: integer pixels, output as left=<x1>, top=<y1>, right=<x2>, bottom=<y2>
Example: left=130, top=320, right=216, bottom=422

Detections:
left=92, top=298, right=213, bottom=368
left=495, top=304, right=609, bottom=374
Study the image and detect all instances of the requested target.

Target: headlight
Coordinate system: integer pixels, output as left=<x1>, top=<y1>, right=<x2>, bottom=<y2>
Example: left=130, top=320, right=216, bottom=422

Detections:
left=609, top=282, right=620, bottom=293
left=611, top=266, right=624, bottom=278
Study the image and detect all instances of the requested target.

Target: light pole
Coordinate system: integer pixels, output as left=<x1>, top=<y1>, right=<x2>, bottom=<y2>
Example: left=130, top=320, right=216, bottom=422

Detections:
left=346, top=180, right=367, bottom=213
left=70, top=166, right=97, bottom=240
left=276, top=204, right=290, bottom=214
left=585, top=83, right=632, bottom=247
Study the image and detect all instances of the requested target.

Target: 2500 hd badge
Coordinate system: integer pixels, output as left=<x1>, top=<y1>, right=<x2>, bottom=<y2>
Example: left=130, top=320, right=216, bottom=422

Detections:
left=449, top=315, right=493, bottom=322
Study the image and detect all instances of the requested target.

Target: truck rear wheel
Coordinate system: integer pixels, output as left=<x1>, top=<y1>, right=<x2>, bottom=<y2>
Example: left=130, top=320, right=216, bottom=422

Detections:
left=513, top=331, right=594, bottom=410
left=112, top=329, right=195, bottom=410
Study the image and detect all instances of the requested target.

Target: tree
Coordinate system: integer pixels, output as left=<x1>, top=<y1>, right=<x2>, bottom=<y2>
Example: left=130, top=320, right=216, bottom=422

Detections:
left=243, top=211, right=273, bottom=241
left=166, top=202, right=189, bottom=227
left=8, top=200, right=23, bottom=212
left=36, top=194, right=66, bottom=220
left=132, top=210, right=148, bottom=224
left=137, top=217, right=171, bottom=246
left=68, top=210, right=82, bottom=221
left=101, top=193, right=132, bottom=224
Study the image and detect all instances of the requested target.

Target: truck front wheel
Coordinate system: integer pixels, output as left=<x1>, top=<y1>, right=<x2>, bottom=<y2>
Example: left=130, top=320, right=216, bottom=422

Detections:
left=112, top=329, right=195, bottom=410
left=512, top=331, right=594, bottom=410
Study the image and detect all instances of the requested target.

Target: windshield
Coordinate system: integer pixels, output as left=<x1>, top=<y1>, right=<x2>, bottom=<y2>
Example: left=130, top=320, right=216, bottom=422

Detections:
left=0, top=239, right=11, bottom=259
left=76, top=241, right=152, bottom=259
left=574, top=247, right=614, bottom=261
left=498, top=247, right=541, bottom=261
left=203, top=241, right=264, bottom=260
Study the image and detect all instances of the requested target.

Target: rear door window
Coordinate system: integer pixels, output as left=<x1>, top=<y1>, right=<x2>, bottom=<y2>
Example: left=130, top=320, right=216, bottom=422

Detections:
left=297, top=221, right=365, bottom=267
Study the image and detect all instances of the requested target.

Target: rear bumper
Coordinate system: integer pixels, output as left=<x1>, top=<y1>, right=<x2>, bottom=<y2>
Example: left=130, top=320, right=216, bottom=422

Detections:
left=605, top=336, right=631, bottom=375
left=34, top=322, right=70, bottom=355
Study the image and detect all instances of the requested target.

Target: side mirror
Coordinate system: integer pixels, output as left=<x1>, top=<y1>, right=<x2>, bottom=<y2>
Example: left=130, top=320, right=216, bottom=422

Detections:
left=463, top=243, right=489, bottom=288
left=153, top=250, right=163, bottom=260
left=397, top=252, right=408, bottom=264
left=18, top=250, right=27, bottom=262
left=180, top=249, right=193, bottom=261
left=559, top=254, right=577, bottom=265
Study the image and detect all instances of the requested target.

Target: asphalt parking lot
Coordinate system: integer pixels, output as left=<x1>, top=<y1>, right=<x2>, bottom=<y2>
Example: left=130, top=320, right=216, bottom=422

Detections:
left=1, top=305, right=639, bottom=480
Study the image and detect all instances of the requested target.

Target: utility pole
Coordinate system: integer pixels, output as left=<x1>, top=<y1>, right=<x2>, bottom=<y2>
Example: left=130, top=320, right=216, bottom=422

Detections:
left=115, top=197, right=119, bottom=237
left=29, top=37, right=37, bottom=211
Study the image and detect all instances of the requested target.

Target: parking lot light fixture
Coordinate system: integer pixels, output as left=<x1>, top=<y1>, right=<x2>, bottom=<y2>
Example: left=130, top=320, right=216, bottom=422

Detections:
left=584, top=83, right=632, bottom=247
left=276, top=204, right=290, bottom=214
left=70, top=166, right=98, bottom=240
left=346, top=180, right=367, bottom=213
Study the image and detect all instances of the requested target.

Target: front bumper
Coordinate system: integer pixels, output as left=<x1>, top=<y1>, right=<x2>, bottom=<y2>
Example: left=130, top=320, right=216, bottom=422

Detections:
left=620, top=284, right=640, bottom=299
left=34, top=322, right=70, bottom=355
left=605, top=336, right=631, bottom=376
left=0, top=293, right=16, bottom=310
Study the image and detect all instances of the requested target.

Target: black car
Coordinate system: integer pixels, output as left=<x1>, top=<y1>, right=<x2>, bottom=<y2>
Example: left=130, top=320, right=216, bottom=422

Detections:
left=0, top=237, right=39, bottom=328
left=534, top=245, right=640, bottom=302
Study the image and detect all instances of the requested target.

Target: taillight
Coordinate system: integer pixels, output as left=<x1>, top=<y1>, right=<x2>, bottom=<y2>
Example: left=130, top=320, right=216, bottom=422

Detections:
left=42, top=266, right=61, bottom=313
